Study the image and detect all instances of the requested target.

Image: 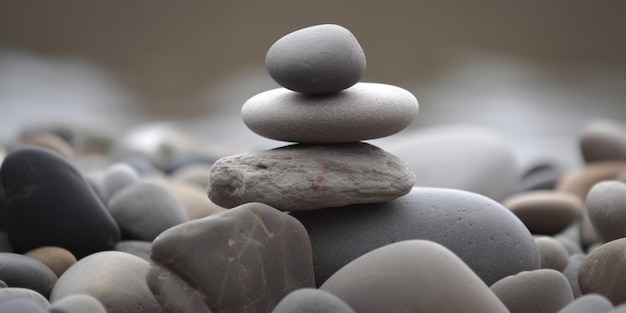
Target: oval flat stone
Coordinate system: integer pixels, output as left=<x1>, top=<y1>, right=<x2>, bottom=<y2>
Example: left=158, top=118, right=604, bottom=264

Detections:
left=25, top=246, right=77, bottom=278
left=272, top=289, right=355, bottom=313
left=586, top=180, right=626, bottom=242
left=0, top=147, right=120, bottom=258
left=0, top=252, right=57, bottom=298
left=580, top=119, right=626, bottom=163
left=107, top=181, right=189, bottom=241
left=292, top=187, right=540, bottom=286
left=579, top=238, right=626, bottom=305
left=490, top=269, right=574, bottom=313
left=377, top=125, right=520, bottom=201
left=320, top=240, right=509, bottom=313
left=241, top=83, right=419, bottom=143
left=208, top=142, right=415, bottom=211
left=503, top=191, right=584, bottom=235
left=50, top=251, right=162, bottom=313
left=556, top=161, right=626, bottom=200
left=148, top=202, right=315, bottom=313
left=265, top=24, right=366, bottom=94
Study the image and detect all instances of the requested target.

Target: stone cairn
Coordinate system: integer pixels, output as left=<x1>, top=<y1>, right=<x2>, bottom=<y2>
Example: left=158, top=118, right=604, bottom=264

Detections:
left=208, top=24, right=419, bottom=211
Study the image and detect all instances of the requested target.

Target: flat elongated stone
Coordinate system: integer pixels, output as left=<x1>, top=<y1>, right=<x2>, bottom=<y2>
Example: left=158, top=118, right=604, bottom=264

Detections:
left=320, top=240, right=509, bottom=313
left=148, top=202, right=315, bottom=313
left=208, top=143, right=415, bottom=211
left=292, top=187, right=540, bottom=286
left=266, top=24, right=366, bottom=94
left=503, top=191, right=584, bottom=235
left=241, top=83, right=419, bottom=143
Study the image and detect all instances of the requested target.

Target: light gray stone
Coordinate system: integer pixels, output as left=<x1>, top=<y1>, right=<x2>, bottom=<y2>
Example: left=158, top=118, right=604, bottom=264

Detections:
left=535, top=236, right=570, bottom=271
left=557, top=294, right=613, bottom=313
left=265, top=24, right=366, bottom=94
left=208, top=142, right=415, bottom=211
left=49, top=294, right=107, bottom=313
left=0, top=287, right=50, bottom=309
left=320, top=240, right=509, bottom=313
left=271, top=288, right=355, bottom=313
left=241, top=83, right=419, bottom=143
left=99, top=162, right=140, bottom=201
left=586, top=180, right=626, bottom=242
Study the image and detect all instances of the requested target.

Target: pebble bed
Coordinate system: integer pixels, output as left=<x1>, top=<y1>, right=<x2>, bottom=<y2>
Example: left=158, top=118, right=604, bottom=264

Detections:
left=1, top=23, right=626, bottom=313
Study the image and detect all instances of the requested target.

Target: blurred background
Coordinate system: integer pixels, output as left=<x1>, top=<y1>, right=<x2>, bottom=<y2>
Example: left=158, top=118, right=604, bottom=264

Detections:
left=1, top=0, right=625, bottom=169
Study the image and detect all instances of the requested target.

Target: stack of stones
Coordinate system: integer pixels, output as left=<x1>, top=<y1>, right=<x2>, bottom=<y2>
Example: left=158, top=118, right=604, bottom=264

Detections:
left=208, top=24, right=419, bottom=211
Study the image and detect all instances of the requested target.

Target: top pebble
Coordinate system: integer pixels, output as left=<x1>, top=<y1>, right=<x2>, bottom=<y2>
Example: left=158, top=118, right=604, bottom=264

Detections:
left=265, top=24, right=366, bottom=94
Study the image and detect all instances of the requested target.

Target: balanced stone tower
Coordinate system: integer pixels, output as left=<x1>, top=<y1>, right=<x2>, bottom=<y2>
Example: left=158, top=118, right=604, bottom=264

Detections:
left=208, top=24, right=419, bottom=211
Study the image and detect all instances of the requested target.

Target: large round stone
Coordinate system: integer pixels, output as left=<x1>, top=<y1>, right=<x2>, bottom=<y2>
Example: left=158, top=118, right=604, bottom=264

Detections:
left=265, top=24, right=366, bottom=94
left=208, top=142, right=415, bottom=211
left=0, top=147, right=120, bottom=258
left=320, top=240, right=509, bottom=313
left=578, top=238, right=626, bottom=305
left=292, top=187, right=540, bottom=286
left=241, top=83, right=419, bottom=143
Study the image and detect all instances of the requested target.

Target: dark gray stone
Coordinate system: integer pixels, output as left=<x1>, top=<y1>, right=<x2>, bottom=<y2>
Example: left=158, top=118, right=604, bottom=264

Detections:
left=520, top=161, right=563, bottom=191
left=0, top=252, right=57, bottom=298
left=50, top=251, right=162, bottom=313
left=271, top=288, right=355, bottom=313
left=320, top=240, right=508, bottom=313
left=490, top=269, right=574, bottom=313
left=241, top=83, right=419, bottom=143
left=107, top=181, right=188, bottom=241
left=0, top=147, right=120, bottom=258
left=49, top=294, right=107, bottom=313
left=148, top=202, right=315, bottom=313
left=579, top=238, right=626, bottom=305
left=292, top=187, right=540, bottom=286
left=208, top=143, right=415, bottom=211
left=557, top=294, right=613, bottom=313
left=580, top=119, right=626, bottom=163
left=265, top=24, right=366, bottom=94
left=586, top=180, right=626, bottom=242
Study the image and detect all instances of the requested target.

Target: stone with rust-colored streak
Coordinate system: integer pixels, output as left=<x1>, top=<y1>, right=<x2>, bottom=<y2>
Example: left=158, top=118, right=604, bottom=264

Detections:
left=148, top=202, right=315, bottom=313
left=207, top=143, right=415, bottom=211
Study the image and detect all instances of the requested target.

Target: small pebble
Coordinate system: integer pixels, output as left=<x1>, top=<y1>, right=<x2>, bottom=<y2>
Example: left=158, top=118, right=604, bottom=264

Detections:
left=0, top=287, right=50, bottom=310
left=48, top=294, right=107, bottom=313
left=0, top=252, right=57, bottom=298
left=98, top=162, right=141, bottom=201
left=535, top=236, right=570, bottom=271
left=271, top=288, right=355, bottom=313
left=580, top=119, right=626, bottom=163
left=586, top=180, right=626, bottom=242
left=24, top=246, right=77, bottom=278
left=557, top=294, right=613, bottom=313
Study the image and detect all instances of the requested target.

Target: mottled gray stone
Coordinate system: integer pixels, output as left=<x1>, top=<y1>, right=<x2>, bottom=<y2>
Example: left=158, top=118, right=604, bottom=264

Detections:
left=241, top=83, right=418, bottom=143
left=50, top=251, right=162, bottom=313
left=265, top=24, right=366, bottom=94
left=490, top=269, right=574, bottom=313
left=586, top=180, right=626, bottom=242
left=0, top=252, right=57, bottom=298
left=580, top=119, right=626, bottom=163
left=272, top=288, right=355, bottom=313
left=49, top=294, right=107, bottom=313
left=0, top=287, right=50, bottom=309
left=557, top=294, right=613, bottom=313
left=292, top=187, right=540, bottom=286
left=148, top=202, right=315, bottom=313
left=377, top=125, right=520, bottom=201
left=535, top=236, right=570, bottom=271
left=321, top=240, right=509, bottom=313
left=208, top=143, right=415, bottom=211
left=579, top=238, right=626, bottom=305
left=563, top=254, right=585, bottom=298
left=503, top=191, right=584, bottom=235
left=107, top=181, right=189, bottom=241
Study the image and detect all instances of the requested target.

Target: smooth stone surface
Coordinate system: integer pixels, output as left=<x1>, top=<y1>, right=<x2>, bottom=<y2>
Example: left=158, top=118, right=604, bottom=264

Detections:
left=0, top=287, right=50, bottom=310
left=556, top=161, right=626, bottom=200
left=265, top=24, right=366, bottom=94
left=107, top=181, right=188, bottom=241
left=580, top=119, right=626, bottom=163
left=113, top=240, right=152, bottom=262
left=321, top=240, right=509, bottom=313
left=241, top=83, right=418, bottom=143
left=99, top=162, right=140, bottom=201
left=563, top=254, right=585, bottom=298
left=50, top=251, right=162, bottom=313
left=165, top=181, right=226, bottom=219
left=0, top=252, right=57, bottom=298
left=271, top=288, right=355, bottom=313
left=579, top=238, right=626, bottom=305
left=557, top=294, right=613, bottom=313
left=0, top=147, right=120, bottom=258
left=586, top=180, right=626, bottom=242
left=490, top=269, right=574, bottom=313
left=0, top=298, right=48, bottom=313
left=292, top=187, right=540, bottom=286
left=49, top=294, right=107, bottom=313
left=535, top=236, right=570, bottom=271
left=25, top=246, right=77, bottom=278
left=208, top=142, right=415, bottom=211
left=170, top=163, right=213, bottom=189
left=503, top=191, right=584, bottom=235
left=377, top=125, right=520, bottom=201
left=519, top=161, right=563, bottom=191
left=148, top=202, right=315, bottom=313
